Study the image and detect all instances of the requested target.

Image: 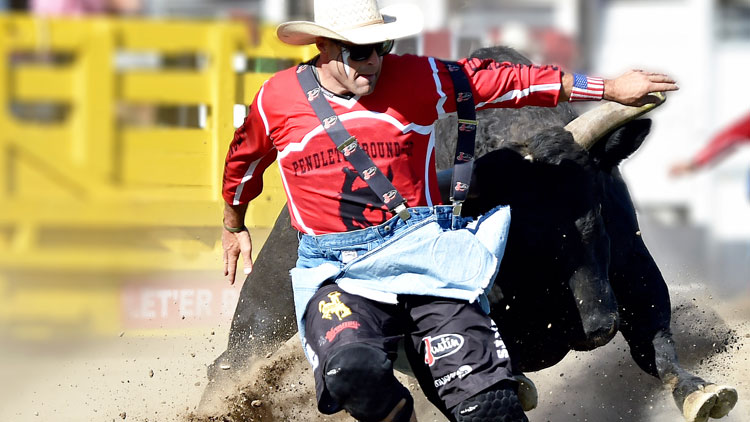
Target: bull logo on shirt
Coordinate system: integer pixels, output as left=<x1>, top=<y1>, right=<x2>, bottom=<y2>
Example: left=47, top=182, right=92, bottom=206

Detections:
left=307, top=88, right=321, bottom=101
left=340, top=166, right=393, bottom=231
left=362, top=166, right=378, bottom=180
left=454, top=182, right=469, bottom=193
left=318, top=291, right=352, bottom=321
left=323, top=116, right=338, bottom=129
left=447, top=64, right=461, bottom=72
left=456, top=92, right=473, bottom=103
left=297, top=64, right=309, bottom=73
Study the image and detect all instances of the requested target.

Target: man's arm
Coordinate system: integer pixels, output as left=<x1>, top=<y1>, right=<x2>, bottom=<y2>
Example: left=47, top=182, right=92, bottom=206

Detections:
left=446, top=58, right=677, bottom=115
left=560, top=69, right=678, bottom=106
left=670, top=112, right=750, bottom=176
left=221, top=86, right=278, bottom=283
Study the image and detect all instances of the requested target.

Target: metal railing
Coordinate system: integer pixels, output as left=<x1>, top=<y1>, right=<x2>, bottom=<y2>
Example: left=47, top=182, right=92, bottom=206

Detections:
left=0, top=14, right=314, bottom=337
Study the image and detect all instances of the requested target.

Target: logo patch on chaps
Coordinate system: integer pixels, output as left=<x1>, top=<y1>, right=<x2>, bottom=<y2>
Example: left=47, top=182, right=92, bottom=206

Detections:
left=325, top=321, right=361, bottom=342
left=423, top=333, right=465, bottom=367
left=434, top=365, right=473, bottom=388
left=318, top=291, right=352, bottom=321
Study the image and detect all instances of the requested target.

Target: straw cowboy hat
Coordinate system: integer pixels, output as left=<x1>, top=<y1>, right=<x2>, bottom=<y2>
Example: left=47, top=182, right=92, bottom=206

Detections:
left=277, top=0, right=424, bottom=46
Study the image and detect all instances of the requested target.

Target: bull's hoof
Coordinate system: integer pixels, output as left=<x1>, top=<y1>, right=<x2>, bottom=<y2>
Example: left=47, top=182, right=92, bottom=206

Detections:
left=514, top=374, right=538, bottom=411
left=682, top=389, right=716, bottom=422
left=703, top=384, right=738, bottom=419
left=682, top=384, right=738, bottom=422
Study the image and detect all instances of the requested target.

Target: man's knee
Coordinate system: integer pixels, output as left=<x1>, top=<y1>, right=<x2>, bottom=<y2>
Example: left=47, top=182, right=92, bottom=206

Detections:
left=451, top=381, right=528, bottom=422
left=324, top=343, right=413, bottom=422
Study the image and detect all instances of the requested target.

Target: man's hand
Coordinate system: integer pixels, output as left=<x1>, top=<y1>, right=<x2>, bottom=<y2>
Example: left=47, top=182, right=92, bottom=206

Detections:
left=669, top=160, right=697, bottom=178
left=604, top=70, right=679, bottom=106
left=222, top=202, right=252, bottom=284
left=223, top=227, right=253, bottom=284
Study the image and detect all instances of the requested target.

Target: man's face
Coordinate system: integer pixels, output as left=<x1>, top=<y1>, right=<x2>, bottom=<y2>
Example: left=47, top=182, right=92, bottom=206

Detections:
left=317, top=38, right=392, bottom=96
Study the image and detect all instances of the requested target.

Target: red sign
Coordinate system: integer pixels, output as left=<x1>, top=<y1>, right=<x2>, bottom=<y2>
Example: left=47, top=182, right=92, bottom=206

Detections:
left=121, top=282, right=241, bottom=329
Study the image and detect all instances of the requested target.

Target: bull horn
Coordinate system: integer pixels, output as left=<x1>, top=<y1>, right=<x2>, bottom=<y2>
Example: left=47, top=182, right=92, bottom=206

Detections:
left=565, top=92, right=667, bottom=150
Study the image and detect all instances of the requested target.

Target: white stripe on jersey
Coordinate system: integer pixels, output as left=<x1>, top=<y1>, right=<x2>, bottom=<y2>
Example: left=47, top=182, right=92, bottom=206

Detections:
left=277, top=111, right=433, bottom=159
left=232, top=147, right=276, bottom=205
left=424, top=128, right=436, bottom=207
left=327, top=93, right=360, bottom=109
left=277, top=162, right=315, bottom=235
left=257, top=83, right=271, bottom=136
left=475, top=82, right=561, bottom=108
left=429, top=57, right=448, bottom=117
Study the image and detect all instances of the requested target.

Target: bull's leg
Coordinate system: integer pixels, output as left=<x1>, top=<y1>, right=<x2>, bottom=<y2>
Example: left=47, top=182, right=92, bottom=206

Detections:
left=199, top=208, right=299, bottom=410
left=611, top=243, right=737, bottom=422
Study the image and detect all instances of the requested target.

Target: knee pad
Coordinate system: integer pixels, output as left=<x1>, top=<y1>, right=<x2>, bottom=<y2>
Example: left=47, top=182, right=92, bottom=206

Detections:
left=451, top=381, right=528, bottom=422
left=324, top=343, right=412, bottom=422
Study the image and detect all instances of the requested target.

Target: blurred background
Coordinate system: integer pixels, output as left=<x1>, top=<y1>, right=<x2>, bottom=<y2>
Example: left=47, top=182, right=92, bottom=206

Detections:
left=0, top=0, right=748, bottom=421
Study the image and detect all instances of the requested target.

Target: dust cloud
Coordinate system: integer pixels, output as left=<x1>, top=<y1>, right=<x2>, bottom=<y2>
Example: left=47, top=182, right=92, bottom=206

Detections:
left=189, top=286, right=749, bottom=422
left=1, top=285, right=747, bottom=422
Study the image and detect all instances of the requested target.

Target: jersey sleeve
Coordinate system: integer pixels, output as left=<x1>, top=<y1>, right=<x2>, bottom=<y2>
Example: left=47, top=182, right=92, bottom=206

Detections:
left=692, top=112, right=750, bottom=168
left=222, top=85, right=278, bottom=206
left=437, top=57, right=562, bottom=114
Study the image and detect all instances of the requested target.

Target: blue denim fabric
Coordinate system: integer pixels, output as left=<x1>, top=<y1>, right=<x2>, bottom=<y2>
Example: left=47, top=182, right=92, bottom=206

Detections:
left=290, top=205, right=511, bottom=339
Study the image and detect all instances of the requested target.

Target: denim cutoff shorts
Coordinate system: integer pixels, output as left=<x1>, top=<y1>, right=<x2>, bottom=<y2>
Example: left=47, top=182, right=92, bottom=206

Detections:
left=291, top=205, right=511, bottom=340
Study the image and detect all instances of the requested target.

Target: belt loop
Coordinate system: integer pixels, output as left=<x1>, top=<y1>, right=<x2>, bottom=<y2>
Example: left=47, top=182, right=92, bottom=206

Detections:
left=451, top=201, right=463, bottom=230
left=311, top=234, right=324, bottom=254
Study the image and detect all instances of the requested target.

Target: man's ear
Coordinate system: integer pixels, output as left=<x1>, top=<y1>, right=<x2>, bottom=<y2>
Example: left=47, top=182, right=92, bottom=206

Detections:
left=315, top=38, right=329, bottom=57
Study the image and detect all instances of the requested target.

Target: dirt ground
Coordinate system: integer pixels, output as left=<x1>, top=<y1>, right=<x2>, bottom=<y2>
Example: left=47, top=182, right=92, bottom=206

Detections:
left=1, top=284, right=748, bottom=422
left=186, top=284, right=750, bottom=422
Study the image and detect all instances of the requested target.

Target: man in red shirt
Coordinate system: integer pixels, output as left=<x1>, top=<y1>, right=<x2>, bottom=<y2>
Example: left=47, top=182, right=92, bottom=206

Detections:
left=670, top=112, right=750, bottom=176
left=221, top=1, right=678, bottom=421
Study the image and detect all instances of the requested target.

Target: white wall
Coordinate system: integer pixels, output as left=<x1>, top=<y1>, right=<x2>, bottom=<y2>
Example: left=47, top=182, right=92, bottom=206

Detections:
left=597, top=0, right=750, bottom=243
left=379, top=0, right=447, bottom=30
left=706, top=44, right=750, bottom=240
left=262, top=0, right=287, bottom=23
left=597, top=0, right=711, bottom=202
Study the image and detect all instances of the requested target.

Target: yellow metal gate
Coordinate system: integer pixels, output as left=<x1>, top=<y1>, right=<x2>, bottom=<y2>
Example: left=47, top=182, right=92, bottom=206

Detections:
left=0, top=15, right=314, bottom=338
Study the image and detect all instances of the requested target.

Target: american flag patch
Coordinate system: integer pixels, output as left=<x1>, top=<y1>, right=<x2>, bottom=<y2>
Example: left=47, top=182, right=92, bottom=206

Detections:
left=569, top=74, right=604, bottom=102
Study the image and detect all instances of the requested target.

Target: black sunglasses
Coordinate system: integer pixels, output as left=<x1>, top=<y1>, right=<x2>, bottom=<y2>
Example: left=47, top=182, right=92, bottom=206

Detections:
left=338, top=40, right=394, bottom=61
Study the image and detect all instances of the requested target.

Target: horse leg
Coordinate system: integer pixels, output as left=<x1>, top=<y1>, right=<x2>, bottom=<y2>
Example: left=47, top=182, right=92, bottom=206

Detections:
left=612, top=243, right=737, bottom=422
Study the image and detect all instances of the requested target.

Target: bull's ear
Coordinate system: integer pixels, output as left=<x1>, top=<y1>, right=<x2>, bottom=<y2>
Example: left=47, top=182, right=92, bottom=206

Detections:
left=589, top=118, right=652, bottom=170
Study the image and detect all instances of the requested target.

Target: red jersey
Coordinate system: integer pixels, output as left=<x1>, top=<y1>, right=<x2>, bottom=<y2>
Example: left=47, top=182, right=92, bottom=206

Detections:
left=223, top=54, right=562, bottom=235
left=692, top=112, right=750, bottom=167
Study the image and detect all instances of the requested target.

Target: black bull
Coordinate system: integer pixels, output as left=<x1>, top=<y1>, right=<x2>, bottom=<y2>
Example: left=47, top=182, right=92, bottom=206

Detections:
left=204, top=47, right=736, bottom=420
